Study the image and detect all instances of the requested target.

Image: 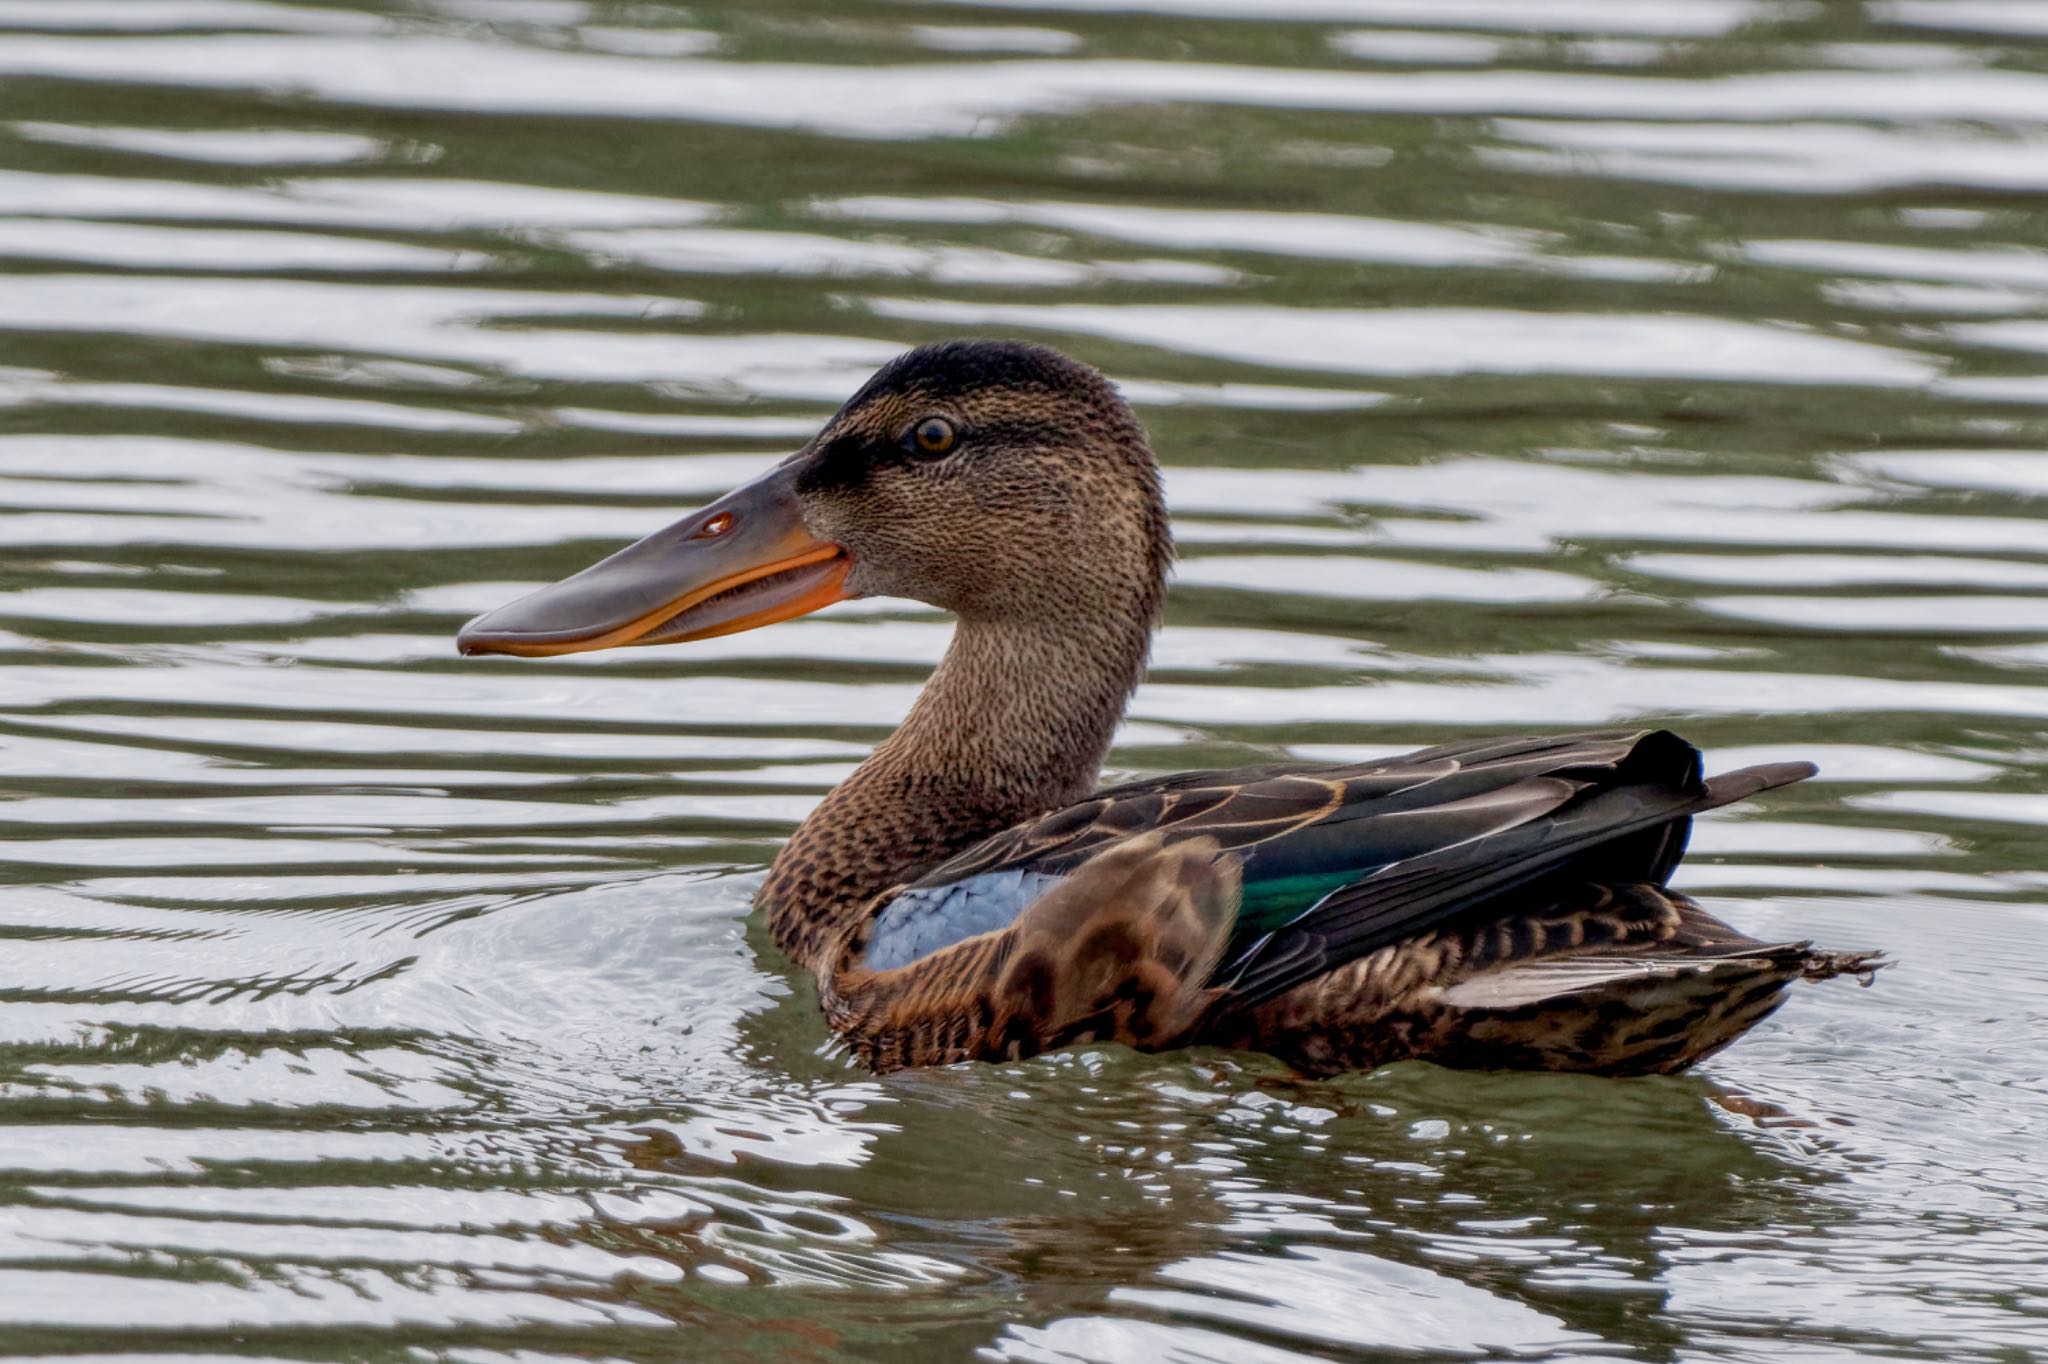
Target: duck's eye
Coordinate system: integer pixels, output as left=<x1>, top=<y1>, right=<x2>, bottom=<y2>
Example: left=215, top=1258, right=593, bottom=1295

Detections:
left=907, top=417, right=957, bottom=458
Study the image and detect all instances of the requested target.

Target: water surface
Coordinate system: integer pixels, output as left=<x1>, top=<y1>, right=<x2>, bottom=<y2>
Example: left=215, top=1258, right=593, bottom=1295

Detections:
left=0, top=1, right=2045, bottom=1359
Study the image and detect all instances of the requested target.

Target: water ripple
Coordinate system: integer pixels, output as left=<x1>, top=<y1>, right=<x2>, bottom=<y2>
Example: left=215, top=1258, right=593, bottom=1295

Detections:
left=0, top=0, right=2044, bottom=1358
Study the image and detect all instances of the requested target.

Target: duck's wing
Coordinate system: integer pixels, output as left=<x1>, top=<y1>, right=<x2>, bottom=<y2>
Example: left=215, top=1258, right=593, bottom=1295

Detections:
left=831, top=834, right=1238, bottom=1072
left=1213, top=735, right=1813, bottom=1005
left=860, top=729, right=1814, bottom=985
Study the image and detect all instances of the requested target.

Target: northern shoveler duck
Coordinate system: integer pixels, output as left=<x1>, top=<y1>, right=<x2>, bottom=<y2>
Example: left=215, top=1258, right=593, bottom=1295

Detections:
left=458, top=340, right=1884, bottom=1076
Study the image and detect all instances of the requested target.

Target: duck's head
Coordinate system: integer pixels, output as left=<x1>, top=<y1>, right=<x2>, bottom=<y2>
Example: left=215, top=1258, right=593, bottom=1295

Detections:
left=457, top=340, right=1169, bottom=657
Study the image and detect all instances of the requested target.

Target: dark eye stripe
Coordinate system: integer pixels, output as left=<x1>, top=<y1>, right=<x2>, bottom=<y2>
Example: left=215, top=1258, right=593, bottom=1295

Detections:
left=796, top=414, right=1067, bottom=496
left=795, top=432, right=875, bottom=494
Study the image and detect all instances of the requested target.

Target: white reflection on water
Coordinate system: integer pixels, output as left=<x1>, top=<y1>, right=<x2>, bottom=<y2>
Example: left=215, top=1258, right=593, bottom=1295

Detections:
left=1116, top=1246, right=1595, bottom=1356
left=943, top=0, right=1777, bottom=35
left=1484, top=119, right=2048, bottom=193
left=1947, top=318, right=2048, bottom=359
left=1848, top=449, right=2048, bottom=496
left=1881, top=0, right=2048, bottom=38
left=5, top=36, right=2048, bottom=139
left=1626, top=553, right=2048, bottom=589
left=569, top=223, right=1239, bottom=286
left=1698, top=595, right=2048, bottom=633
left=0, top=169, right=718, bottom=228
left=1329, top=28, right=1505, bottom=64
left=871, top=298, right=1940, bottom=385
left=1176, top=554, right=1600, bottom=603
left=824, top=195, right=1564, bottom=268
left=1745, top=238, right=2048, bottom=289
left=0, top=219, right=483, bottom=272
left=0, top=0, right=384, bottom=32
left=8, top=121, right=384, bottom=163
left=828, top=194, right=1713, bottom=283
left=910, top=23, right=1082, bottom=54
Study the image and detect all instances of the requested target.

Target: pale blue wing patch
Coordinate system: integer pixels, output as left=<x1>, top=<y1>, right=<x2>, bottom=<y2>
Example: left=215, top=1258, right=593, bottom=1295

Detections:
left=862, top=868, right=1068, bottom=972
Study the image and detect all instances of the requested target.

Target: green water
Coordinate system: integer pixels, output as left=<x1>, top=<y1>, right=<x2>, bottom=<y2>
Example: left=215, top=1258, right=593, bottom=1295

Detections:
left=0, top=0, right=2044, bottom=1358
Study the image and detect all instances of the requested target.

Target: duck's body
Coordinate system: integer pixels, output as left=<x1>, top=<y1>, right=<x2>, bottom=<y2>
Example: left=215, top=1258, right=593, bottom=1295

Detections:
left=460, top=340, right=1882, bottom=1077
left=808, top=731, right=1873, bottom=1076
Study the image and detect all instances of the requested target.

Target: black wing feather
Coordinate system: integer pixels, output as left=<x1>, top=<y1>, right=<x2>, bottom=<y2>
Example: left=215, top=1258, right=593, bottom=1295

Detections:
left=1217, top=753, right=1816, bottom=1005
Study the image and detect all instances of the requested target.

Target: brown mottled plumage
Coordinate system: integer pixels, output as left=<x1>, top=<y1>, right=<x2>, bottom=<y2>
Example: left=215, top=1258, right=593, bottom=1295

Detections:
left=458, top=339, right=1886, bottom=1079
left=824, top=835, right=1237, bottom=1072
left=1233, top=883, right=1870, bottom=1077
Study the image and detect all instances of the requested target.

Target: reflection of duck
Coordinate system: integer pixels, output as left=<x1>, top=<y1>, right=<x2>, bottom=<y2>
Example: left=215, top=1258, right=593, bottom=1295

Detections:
left=460, top=341, right=1883, bottom=1076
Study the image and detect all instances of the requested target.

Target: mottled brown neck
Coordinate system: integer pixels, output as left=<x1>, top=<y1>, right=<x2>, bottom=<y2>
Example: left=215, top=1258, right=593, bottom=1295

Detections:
left=760, top=600, right=1155, bottom=971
